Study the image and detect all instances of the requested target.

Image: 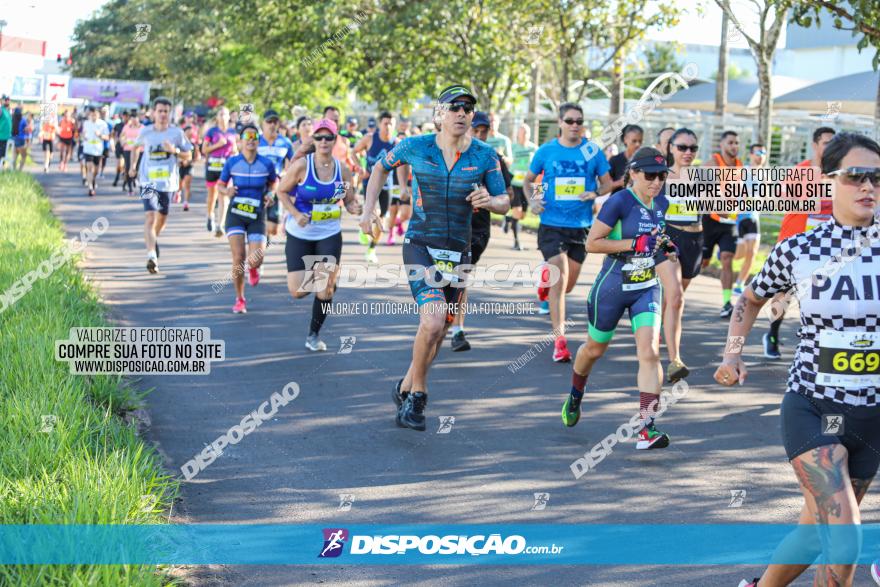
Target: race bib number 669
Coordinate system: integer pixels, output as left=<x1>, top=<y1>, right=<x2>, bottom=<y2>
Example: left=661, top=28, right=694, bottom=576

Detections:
left=817, top=331, right=880, bottom=388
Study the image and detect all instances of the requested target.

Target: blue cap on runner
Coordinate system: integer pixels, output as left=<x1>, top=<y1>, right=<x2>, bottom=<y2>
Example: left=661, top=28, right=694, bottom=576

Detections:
left=471, top=111, right=490, bottom=128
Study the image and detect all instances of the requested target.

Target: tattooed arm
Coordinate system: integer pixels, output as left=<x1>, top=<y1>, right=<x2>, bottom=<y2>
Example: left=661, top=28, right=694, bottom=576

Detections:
left=714, top=288, right=768, bottom=386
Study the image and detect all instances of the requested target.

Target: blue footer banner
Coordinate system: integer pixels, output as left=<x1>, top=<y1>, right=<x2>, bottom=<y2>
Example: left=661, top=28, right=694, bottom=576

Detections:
left=1, top=524, right=877, bottom=565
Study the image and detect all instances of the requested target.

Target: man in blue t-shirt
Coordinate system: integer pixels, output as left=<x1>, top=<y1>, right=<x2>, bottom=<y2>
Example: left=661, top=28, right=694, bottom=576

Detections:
left=257, top=109, right=294, bottom=241
left=523, top=102, right=612, bottom=363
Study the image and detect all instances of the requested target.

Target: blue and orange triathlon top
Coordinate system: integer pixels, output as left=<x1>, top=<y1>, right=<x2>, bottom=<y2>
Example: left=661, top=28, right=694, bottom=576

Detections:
left=380, top=135, right=506, bottom=252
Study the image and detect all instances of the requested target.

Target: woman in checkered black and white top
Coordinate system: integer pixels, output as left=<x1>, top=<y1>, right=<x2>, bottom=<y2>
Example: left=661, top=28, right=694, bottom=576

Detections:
left=714, top=133, right=880, bottom=587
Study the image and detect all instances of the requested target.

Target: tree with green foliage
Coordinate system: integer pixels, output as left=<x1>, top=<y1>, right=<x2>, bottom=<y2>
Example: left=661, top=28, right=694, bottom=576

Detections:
left=714, top=0, right=793, bottom=146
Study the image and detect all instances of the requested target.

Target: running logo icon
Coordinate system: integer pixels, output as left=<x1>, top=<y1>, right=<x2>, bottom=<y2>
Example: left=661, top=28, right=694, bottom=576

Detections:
left=822, top=414, right=844, bottom=436
left=437, top=416, right=455, bottom=434
left=728, top=489, right=746, bottom=508
left=532, top=492, right=550, bottom=511
left=319, top=528, right=349, bottom=558
left=823, top=101, right=842, bottom=122
left=40, top=102, right=57, bottom=124
left=133, top=24, right=151, bottom=42
left=337, top=494, right=354, bottom=511
left=299, top=255, right=338, bottom=293
left=338, top=336, right=356, bottom=354
left=526, top=26, right=544, bottom=45
left=40, top=415, right=57, bottom=433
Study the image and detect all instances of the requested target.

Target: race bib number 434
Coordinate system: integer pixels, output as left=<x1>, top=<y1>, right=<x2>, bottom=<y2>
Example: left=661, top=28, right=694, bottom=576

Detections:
left=817, top=330, right=880, bottom=388
left=621, top=256, right=657, bottom=291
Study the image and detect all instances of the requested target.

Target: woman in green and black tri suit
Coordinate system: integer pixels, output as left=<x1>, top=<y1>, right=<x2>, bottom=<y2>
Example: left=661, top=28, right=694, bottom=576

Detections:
left=561, top=147, right=678, bottom=451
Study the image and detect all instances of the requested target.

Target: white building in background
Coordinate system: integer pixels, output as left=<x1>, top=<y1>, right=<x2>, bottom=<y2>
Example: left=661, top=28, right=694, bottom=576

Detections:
left=776, top=17, right=875, bottom=82
left=639, top=6, right=873, bottom=85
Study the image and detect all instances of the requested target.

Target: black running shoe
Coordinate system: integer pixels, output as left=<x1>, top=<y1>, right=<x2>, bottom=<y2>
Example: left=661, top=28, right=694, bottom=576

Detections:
left=720, top=301, right=733, bottom=319
left=763, top=333, right=781, bottom=359
left=391, top=378, right=408, bottom=407
left=451, top=330, right=471, bottom=352
left=147, top=257, right=158, bottom=274
left=396, top=391, right=427, bottom=431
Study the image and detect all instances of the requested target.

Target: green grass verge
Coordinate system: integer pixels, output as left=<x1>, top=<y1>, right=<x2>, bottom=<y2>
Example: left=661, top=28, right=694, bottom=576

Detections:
left=0, top=172, right=179, bottom=586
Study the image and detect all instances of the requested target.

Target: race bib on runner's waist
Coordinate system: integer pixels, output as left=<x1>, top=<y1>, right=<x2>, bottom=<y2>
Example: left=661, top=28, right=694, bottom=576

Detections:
left=310, top=203, right=341, bottom=223
left=816, top=330, right=880, bottom=388
left=426, top=247, right=463, bottom=283
left=621, top=256, right=657, bottom=291
left=146, top=167, right=170, bottom=184
left=555, top=177, right=585, bottom=201
left=230, top=197, right=261, bottom=220
left=208, top=156, right=225, bottom=171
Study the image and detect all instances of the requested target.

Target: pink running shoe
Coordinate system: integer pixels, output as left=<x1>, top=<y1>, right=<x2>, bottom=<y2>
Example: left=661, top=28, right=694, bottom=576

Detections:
left=232, top=297, right=247, bottom=314
left=553, top=336, right=571, bottom=363
left=248, top=267, right=260, bottom=287
left=538, top=264, right=551, bottom=302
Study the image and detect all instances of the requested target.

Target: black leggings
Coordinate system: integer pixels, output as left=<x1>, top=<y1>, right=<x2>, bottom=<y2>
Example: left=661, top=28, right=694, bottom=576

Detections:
left=122, top=151, right=138, bottom=191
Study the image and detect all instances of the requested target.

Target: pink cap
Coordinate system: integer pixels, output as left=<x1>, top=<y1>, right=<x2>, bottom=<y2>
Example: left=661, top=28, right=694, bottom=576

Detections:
left=313, top=119, right=338, bottom=135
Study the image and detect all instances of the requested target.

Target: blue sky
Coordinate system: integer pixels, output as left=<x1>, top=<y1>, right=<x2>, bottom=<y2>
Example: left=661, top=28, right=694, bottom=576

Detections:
left=3, top=0, right=773, bottom=58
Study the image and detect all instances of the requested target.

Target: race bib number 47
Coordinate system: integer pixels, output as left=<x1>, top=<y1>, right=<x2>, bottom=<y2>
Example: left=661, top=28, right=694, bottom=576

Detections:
left=555, top=177, right=585, bottom=201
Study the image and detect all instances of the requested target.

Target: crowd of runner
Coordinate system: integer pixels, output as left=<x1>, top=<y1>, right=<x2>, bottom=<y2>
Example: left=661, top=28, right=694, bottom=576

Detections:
left=6, top=85, right=880, bottom=586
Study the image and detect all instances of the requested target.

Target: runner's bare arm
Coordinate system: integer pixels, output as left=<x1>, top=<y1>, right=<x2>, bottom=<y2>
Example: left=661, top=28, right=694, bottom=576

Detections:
left=522, top=170, right=538, bottom=200
left=360, top=164, right=390, bottom=233
left=341, top=166, right=362, bottom=215
left=276, top=158, right=308, bottom=220
left=397, top=165, right=411, bottom=200
left=129, top=147, right=142, bottom=177
left=596, top=172, right=614, bottom=195
left=715, top=288, right=768, bottom=386
left=352, top=133, right=371, bottom=159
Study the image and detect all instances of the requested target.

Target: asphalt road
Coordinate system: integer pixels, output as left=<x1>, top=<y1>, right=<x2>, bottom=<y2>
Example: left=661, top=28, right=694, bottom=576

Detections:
left=30, top=156, right=878, bottom=587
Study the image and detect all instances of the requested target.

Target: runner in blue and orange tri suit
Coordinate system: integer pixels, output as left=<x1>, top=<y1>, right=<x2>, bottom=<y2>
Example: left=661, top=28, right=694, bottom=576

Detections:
left=561, top=147, right=679, bottom=451
left=216, top=123, right=278, bottom=314
left=361, top=85, right=509, bottom=432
